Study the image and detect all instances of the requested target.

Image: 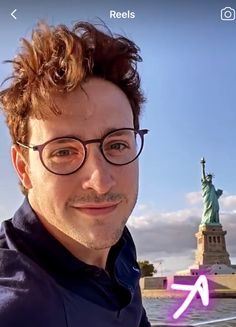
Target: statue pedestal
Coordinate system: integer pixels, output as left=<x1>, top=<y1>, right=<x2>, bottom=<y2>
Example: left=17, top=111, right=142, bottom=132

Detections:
left=195, top=224, right=231, bottom=266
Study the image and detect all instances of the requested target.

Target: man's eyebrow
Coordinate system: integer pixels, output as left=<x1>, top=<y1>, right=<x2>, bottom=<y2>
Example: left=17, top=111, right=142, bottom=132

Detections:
left=101, top=127, right=132, bottom=136
left=53, top=138, right=76, bottom=143
left=99, top=127, right=119, bottom=136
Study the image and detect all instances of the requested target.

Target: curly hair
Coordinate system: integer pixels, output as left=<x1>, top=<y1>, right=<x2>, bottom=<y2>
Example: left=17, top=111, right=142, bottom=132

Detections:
left=0, top=20, right=145, bottom=194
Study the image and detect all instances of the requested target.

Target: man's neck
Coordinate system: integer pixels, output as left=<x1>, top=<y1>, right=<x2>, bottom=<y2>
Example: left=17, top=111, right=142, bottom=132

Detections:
left=32, top=211, right=109, bottom=270
left=48, top=227, right=110, bottom=269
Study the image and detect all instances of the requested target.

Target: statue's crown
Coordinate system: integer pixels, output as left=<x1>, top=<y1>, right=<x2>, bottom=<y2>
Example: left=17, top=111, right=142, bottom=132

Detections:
left=206, top=172, right=215, bottom=178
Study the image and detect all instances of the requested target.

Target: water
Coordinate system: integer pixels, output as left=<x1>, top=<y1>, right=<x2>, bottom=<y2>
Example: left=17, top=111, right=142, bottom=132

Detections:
left=143, top=298, right=236, bottom=326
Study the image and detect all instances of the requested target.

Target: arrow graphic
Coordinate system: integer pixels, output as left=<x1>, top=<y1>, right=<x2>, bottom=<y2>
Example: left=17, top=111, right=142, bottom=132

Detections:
left=171, top=275, right=209, bottom=320
left=11, top=9, right=17, bottom=20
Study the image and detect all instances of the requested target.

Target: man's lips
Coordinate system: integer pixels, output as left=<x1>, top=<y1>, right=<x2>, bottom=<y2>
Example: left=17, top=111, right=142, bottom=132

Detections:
left=71, top=203, right=120, bottom=216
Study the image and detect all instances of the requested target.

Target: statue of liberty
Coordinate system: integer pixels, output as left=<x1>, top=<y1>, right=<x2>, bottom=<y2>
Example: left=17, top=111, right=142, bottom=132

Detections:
left=200, top=158, right=223, bottom=225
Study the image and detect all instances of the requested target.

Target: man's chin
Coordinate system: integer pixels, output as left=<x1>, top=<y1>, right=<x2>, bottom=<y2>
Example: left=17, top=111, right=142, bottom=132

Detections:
left=82, top=229, right=124, bottom=250
left=83, top=236, right=120, bottom=250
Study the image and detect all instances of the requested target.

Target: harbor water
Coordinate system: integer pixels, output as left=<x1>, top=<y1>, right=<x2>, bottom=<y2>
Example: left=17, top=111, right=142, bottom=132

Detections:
left=143, top=298, right=236, bottom=326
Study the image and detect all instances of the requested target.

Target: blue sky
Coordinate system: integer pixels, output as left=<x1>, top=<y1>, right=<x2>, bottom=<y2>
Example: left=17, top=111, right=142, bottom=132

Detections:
left=1, top=0, right=236, bottom=274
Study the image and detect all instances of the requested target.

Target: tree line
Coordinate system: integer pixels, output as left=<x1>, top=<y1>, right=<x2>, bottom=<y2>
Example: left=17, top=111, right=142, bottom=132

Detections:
left=138, top=260, right=157, bottom=277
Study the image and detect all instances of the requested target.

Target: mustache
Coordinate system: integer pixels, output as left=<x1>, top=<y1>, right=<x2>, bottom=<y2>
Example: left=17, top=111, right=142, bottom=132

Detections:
left=66, top=192, right=128, bottom=205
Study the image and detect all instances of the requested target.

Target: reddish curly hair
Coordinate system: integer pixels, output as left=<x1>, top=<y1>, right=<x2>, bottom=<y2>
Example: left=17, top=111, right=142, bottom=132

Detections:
left=0, top=20, right=145, bottom=194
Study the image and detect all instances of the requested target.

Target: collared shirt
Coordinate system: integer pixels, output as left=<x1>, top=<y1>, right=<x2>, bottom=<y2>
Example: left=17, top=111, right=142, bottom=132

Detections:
left=0, top=198, right=150, bottom=327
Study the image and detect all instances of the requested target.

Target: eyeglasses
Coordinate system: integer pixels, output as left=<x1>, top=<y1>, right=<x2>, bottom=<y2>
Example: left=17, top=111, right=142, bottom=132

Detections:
left=17, top=128, right=149, bottom=175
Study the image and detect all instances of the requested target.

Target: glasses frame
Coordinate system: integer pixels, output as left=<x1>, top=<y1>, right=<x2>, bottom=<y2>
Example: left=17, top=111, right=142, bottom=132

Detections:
left=16, top=128, right=149, bottom=176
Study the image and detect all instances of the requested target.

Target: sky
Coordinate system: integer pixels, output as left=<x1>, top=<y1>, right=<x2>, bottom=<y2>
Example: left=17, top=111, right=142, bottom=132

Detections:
left=0, top=0, right=236, bottom=275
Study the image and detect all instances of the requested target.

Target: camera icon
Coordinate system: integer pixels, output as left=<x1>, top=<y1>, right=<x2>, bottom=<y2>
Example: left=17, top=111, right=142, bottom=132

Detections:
left=221, top=7, right=235, bottom=21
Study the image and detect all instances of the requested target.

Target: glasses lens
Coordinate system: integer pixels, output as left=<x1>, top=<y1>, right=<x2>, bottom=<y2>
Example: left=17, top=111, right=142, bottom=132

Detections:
left=103, top=129, right=143, bottom=165
left=42, top=138, right=85, bottom=174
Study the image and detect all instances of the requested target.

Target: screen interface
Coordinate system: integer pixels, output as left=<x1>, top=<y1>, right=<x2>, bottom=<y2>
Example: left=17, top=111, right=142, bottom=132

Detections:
left=0, top=1, right=236, bottom=326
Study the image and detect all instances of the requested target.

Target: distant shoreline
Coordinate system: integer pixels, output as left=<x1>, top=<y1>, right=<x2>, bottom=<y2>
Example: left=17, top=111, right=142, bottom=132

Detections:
left=142, top=289, right=236, bottom=298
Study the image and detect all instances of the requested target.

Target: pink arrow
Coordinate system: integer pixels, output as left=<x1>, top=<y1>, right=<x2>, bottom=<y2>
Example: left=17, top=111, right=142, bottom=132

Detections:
left=171, top=275, right=209, bottom=319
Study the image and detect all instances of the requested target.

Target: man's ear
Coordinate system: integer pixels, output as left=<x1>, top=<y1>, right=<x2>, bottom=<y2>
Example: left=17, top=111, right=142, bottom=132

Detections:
left=11, top=145, right=32, bottom=190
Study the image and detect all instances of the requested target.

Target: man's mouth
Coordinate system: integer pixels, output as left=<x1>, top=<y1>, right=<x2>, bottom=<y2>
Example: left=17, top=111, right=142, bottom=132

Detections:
left=71, top=203, right=120, bottom=216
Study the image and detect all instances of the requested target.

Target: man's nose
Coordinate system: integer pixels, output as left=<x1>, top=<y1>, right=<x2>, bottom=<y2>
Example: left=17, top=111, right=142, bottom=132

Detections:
left=81, top=144, right=116, bottom=194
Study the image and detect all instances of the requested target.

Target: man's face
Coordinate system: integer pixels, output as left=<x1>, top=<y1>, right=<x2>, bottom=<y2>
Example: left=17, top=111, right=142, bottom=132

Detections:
left=21, top=78, right=139, bottom=250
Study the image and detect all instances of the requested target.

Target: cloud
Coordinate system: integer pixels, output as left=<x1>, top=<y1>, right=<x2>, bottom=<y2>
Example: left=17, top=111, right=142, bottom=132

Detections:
left=220, top=195, right=236, bottom=211
left=128, top=194, right=236, bottom=275
left=128, top=208, right=200, bottom=258
left=185, top=191, right=201, bottom=206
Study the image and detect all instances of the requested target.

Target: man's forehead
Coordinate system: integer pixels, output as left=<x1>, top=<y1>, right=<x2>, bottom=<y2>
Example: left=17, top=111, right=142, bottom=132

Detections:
left=28, top=78, right=134, bottom=141
left=51, top=78, right=131, bottom=117
left=54, top=77, right=129, bottom=106
left=28, top=120, right=133, bottom=143
left=28, top=114, right=133, bottom=142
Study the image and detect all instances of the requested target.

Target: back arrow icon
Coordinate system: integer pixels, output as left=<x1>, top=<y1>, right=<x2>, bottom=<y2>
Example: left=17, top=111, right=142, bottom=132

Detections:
left=11, top=9, right=17, bottom=20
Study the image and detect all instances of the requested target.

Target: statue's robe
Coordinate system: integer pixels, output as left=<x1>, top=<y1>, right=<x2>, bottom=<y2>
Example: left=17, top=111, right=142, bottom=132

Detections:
left=201, top=179, right=223, bottom=225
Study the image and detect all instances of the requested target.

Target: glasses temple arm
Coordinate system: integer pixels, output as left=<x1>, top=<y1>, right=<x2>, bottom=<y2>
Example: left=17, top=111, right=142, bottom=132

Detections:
left=16, top=141, right=35, bottom=150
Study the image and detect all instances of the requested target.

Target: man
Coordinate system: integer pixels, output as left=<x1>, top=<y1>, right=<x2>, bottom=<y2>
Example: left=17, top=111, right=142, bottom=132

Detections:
left=0, top=21, right=150, bottom=326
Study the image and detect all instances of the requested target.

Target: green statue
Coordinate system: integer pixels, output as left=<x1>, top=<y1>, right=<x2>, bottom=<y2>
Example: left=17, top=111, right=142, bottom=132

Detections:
left=200, top=158, right=223, bottom=225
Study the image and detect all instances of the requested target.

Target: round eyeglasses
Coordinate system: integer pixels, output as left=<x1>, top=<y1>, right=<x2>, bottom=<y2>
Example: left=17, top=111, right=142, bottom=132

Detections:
left=17, top=128, right=149, bottom=175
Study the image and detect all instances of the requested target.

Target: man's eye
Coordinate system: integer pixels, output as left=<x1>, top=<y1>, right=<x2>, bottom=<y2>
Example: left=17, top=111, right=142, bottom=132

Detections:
left=110, top=143, right=128, bottom=151
left=53, top=149, right=74, bottom=157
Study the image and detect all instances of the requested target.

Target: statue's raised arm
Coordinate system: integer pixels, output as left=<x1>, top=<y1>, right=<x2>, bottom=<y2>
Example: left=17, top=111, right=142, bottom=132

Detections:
left=201, top=157, right=206, bottom=181
left=200, top=158, right=223, bottom=225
